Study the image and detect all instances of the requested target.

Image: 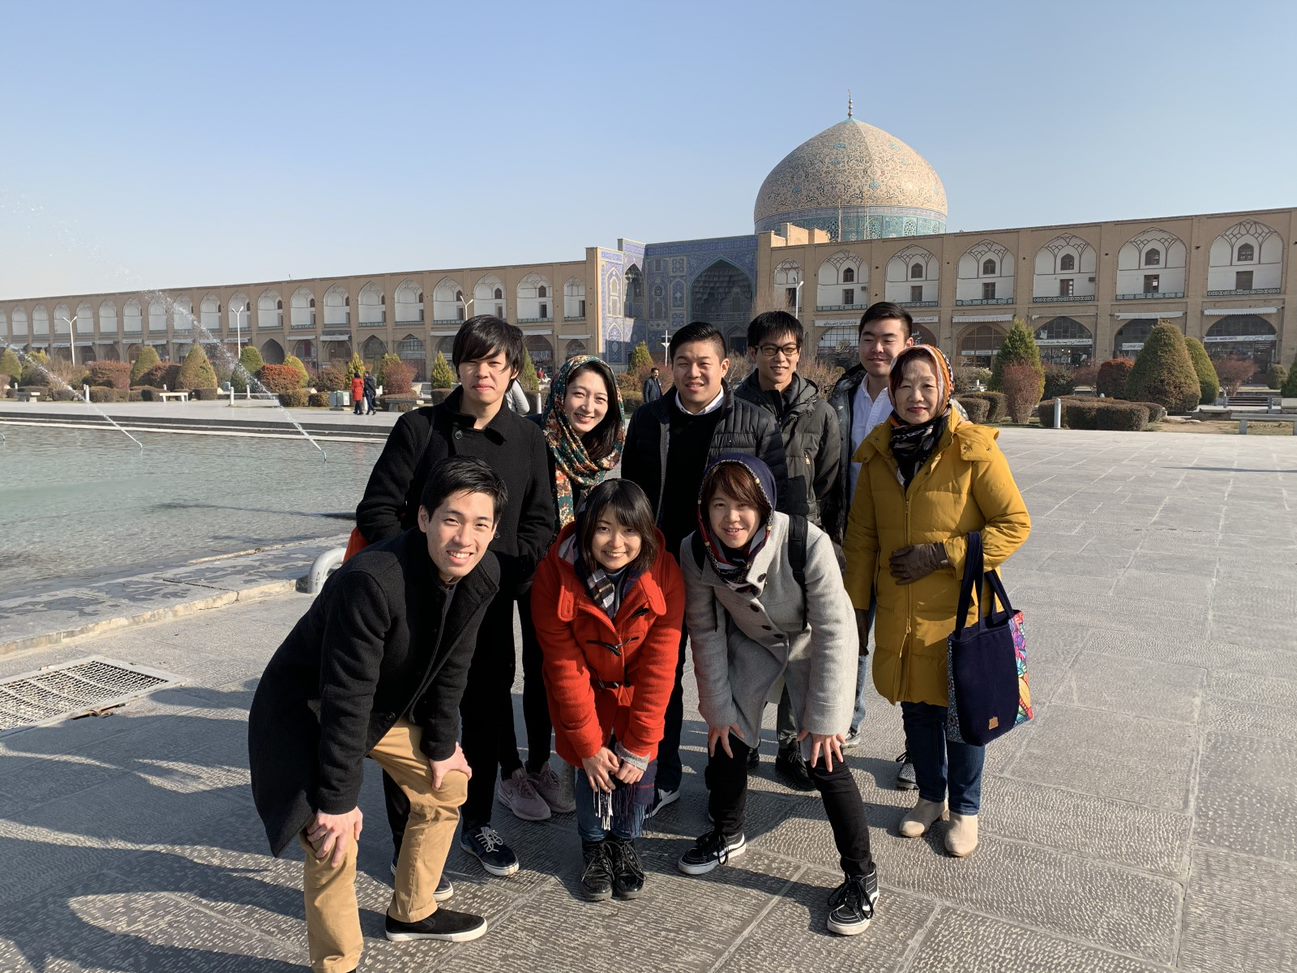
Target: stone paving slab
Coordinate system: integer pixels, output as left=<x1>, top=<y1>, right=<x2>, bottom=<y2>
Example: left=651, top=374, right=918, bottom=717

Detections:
left=0, top=427, right=1294, bottom=971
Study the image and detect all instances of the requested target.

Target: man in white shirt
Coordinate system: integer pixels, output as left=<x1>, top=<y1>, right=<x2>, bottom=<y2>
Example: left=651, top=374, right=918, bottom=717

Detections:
left=824, top=303, right=916, bottom=788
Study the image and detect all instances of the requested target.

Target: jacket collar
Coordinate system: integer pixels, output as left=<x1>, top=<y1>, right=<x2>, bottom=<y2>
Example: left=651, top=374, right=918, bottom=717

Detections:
left=553, top=525, right=669, bottom=623
left=829, top=364, right=867, bottom=407
left=440, top=386, right=511, bottom=443
left=735, top=370, right=817, bottom=417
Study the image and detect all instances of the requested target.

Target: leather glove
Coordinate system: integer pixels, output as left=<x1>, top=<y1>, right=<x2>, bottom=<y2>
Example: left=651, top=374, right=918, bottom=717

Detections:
left=889, top=543, right=949, bottom=585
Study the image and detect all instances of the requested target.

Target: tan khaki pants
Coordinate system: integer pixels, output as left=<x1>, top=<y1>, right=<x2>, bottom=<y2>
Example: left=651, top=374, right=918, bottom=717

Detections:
left=300, top=722, right=468, bottom=973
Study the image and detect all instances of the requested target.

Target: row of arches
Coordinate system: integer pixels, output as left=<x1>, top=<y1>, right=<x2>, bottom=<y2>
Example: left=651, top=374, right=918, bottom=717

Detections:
left=765, top=219, right=1285, bottom=313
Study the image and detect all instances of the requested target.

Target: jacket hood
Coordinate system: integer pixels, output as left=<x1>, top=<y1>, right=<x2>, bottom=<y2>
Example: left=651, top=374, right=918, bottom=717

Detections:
left=697, top=453, right=778, bottom=514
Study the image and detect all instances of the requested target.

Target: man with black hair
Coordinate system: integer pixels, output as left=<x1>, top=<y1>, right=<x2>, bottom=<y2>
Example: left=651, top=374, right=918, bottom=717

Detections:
left=823, top=301, right=916, bottom=785
left=355, top=315, right=555, bottom=878
left=734, top=310, right=840, bottom=790
left=622, top=320, right=796, bottom=816
left=250, top=457, right=507, bottom=972
left=642, top=366, right=663, bottom=402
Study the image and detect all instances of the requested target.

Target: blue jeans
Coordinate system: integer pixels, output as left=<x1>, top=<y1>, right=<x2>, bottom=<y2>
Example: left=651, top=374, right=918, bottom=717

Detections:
left=573, top=764, right=656, bottom=843
left=900, top=701, right=985, bottom=815
left=850, top=601, right=876, bottom=732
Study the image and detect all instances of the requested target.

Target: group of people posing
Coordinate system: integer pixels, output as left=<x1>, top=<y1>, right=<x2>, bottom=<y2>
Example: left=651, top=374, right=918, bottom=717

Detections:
left=248, top=303, right=1031, bottom=973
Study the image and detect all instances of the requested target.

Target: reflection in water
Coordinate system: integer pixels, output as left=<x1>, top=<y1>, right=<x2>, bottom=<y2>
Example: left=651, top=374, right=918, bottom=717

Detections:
left=0, top=425, right=381, bottom=596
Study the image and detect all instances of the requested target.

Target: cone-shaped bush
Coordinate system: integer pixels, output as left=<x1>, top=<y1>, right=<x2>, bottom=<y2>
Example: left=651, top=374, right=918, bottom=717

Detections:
left=429, top=352, right=456, bottom=389
left=130, top=346, right=162, bottom=384
left=519, top=349, right=540, bottom=393
left=1126, top=322, right=1200, bottom=413
left=347, top=353, right=366, bottom=380
left=990, top=320, right=1044, bottom=399
left=1183, top=337, right=1220, bottom=405
left=284, top=355, right=310, bottom=388
left=0, top=348, right=21, bottom=380
left=177, top=345, right=218, bottom=390
left=629, top=341, right=654, bottom=374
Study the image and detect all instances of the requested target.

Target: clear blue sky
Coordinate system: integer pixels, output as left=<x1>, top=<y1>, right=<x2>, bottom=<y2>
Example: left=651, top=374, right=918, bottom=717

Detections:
left=2, top=0, right=1294, bottom=299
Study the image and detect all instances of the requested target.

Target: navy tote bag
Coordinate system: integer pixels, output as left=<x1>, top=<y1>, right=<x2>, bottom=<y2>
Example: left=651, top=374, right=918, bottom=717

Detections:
left=945, top=532, right=1033, bottom=746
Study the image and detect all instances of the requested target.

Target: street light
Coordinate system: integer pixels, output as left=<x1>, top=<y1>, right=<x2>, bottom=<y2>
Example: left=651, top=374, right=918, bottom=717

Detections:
left=232, top=303, right=248, bottom=351
left=57, top=315, right=78, bottom=366
left=794, top=279, right=805, bottom=322
left=661, top=329, right=672, bottom=367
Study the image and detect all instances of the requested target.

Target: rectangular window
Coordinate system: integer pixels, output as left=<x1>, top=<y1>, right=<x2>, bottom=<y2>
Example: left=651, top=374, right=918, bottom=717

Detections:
left=539, top=303, right=548, bottom=319
left=910, top=284, right=923, bottom=302
left=982, top=282, right=996, bottom=300
left=785, top=287, right=797, bottom=308
left=842, top=288, right=854, bottom=306
left=495, top=304, right=504, bottom=318
left=456, top=307, right=465, bottom=321
left=1143, top=274, right=1160, bottom=294
left=1235, top=270, right=1253, bottom=290
left=1059, top=278, right=1074, bottom=297
left=579, top=299, right=587, bottom=318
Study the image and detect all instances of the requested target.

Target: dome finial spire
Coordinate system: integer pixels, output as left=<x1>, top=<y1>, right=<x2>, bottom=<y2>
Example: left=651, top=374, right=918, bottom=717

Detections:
left=847, top=89, right=853, bottom=118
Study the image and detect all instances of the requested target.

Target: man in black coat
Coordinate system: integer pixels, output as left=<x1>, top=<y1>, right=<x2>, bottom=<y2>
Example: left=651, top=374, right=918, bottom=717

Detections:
left=621, top=320, right=797, bottom=815
left=354, top=316, right=555, bottom=878
left=249, top=457, right=507, bottom=971
left=642, top=366, right=663, bottom=402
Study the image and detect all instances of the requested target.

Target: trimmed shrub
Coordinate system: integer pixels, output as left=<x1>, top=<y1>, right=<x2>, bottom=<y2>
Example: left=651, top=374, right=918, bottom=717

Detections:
left=49, top=386, right=77, bottom=402
left=88, top=361, right=132, bottom=390
left=1266, top=363, right=1288, bottom=390
left=1036, top=397, right=1149, bottom=431
left=232, top=345, right=265, bottom=393
left=284, top=355, right=310, bottom=388
left=1071, top=363, right=1100, bottom=390
left=1184, top=337, right=1220, bottom=405
left=130, top=346, right=162, bottom=385
left=953, top=395, right=990, bottom=423
left=383, top=361, right=416, bottom=395
left=0, top=348, right=21, bottom=380
left=379, top=393, right=419, bottom=413
left=429, top=352, right=456, bottom=389
left=1002, top=364, right=1044, bottom=423
left=1283, top=354, right=1297, bottom=397
left=628, top=341, right=655, bottom=374
left=954, top=365, right=991, bottom=391
left=87, top=386, right=128, bottom=403
left=346, top=353, right=366, bottom=380
left=128, top=388, right=148, bottom=402
left=259, top=363, right=305, bottom=394
left=1131, top=401, right=1167, bottom=422
left=620, top=389, right=645, bottom=412
left=307, top=391, right=332, bottom=408
left=190, top=387, right=220, bottom=401
left=177, top=345, right=218, bottom=391
left=376, top=353, right=402, bottom=388
left=1042, top=364, right=1076, bottom=400
left=277, top=389, right=311, bottom=408
left=519, top=349, right=539, bottom=393
left=1212, top=356, right=1257, bottom=396
left=1097, top=358, right=1135, bottom=398
left=1127, top=323, right=1199, bottom=413
left=316, top=364, right=349, bottom=392
left=990, top=319, right=1044, bottom=398
left=139, top=362, right=182, bottom=390
left=958, top=391, right=1007, bottom=422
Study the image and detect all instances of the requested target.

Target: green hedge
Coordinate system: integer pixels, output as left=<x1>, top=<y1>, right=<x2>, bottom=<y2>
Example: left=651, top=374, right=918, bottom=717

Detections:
left=277, top=389, right=311, bottom=407
left=1037, top=397, right=1150, bottom=431
left=953, top=396, right=990, bottom=423
left=959, top=391, right=1007, bottom=422
left=379, top=393, right=419, bottom=413
left=88, top=387, right=128, bottom=403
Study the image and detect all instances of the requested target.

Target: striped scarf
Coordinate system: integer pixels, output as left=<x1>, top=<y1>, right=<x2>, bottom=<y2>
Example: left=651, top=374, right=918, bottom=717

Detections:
left=542, top=355, right=625, bottom=530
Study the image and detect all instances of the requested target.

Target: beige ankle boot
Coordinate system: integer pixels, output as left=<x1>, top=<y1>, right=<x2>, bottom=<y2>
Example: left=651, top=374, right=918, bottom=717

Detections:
left=899, top=798, right=946, bottom=838
left=945, top=812, right=979, bottom=857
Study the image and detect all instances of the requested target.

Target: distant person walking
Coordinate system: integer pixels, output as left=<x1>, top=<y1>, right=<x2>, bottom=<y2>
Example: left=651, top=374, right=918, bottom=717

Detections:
left=642, top=367, right=663, bottom=403
left=363, top=373, right=377, bottom=415
left=843, top=345, right=1030, bottom=859
left=352, top=374, right=366, bottom=416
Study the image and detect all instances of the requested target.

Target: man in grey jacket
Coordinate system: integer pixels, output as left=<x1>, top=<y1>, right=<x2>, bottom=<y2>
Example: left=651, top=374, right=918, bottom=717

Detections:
left=734, top=310, right=840, bottom=790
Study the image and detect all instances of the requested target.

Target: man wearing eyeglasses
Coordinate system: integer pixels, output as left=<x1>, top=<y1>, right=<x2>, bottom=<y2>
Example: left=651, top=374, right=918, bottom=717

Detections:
left=734, top=310, right=841, bottom=791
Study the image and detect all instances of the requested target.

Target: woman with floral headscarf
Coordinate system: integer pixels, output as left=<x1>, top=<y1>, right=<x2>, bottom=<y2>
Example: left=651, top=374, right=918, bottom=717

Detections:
left=502, top=356, right=627, bottom=823
left=843, top=345, right=1030, bottom=859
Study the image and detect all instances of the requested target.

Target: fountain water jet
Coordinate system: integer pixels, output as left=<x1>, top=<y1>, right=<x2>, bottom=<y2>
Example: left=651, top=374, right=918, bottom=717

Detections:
left=2, top=344, right=144, bottom=450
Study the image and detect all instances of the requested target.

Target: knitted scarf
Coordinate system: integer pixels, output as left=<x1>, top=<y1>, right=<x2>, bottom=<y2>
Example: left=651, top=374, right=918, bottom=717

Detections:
left=542, top=355, right=625, bottom=530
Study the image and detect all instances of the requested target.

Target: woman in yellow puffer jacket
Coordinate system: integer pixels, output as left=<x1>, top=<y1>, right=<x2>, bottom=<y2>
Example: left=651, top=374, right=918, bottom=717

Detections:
left=843, top=345, right=1030, bottom=858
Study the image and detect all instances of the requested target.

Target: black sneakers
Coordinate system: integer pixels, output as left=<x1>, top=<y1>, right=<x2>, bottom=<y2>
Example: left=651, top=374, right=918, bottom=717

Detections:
left=826, top=864, right=880, bottom=936
left=644, top=786, right=679, bottom=819
left=389, top=853, right=454, bottom=901
left=579, top=840, right=614, bottom=901
left=384, top=908, right=488, bottom=943
left=677, top=829, right=746, bottom=876
left=607, top=838, right=646, bottom=899
left=459, top=825, right=519, bottom=877
left=775, top=746, right=816, bottom=792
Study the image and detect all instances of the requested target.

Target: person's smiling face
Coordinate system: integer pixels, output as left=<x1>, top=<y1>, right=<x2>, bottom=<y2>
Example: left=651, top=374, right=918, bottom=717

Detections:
left=894, top=357, right=941, bottom=425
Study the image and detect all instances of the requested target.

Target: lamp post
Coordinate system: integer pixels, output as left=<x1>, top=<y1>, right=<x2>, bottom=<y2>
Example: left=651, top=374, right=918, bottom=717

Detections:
left=58, top=315, right=78, bottom=366
left=232, top=304, right=247, bottom=352
left=661, top=329, right=672, bottom=367
left=794, top=279, right=805, bottom=321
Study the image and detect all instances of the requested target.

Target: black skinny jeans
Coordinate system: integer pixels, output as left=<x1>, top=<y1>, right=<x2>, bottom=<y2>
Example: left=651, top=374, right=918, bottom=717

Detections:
left=655, top=629, right=690, bottom=793
left=385, top=589, right=524, bottom=844
left=708, top=733, right=873, bottom=877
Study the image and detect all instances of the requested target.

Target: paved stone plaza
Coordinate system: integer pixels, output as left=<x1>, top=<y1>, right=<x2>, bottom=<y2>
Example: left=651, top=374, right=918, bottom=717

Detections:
left=1, top=427, right=1295, bottom=972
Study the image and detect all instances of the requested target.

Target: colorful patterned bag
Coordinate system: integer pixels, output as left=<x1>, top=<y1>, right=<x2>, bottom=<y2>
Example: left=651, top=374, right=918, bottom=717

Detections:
left=946, top=532, right=1033, bottom=746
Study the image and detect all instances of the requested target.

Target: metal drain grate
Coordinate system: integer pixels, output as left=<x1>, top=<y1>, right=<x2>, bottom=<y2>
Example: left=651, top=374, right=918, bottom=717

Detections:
left=0, top=656, right=184, bottom=734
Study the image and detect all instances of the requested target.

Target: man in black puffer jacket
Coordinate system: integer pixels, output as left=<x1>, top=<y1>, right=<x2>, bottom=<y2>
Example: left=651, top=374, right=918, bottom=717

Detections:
left=622, top=321, right=799, bottom=817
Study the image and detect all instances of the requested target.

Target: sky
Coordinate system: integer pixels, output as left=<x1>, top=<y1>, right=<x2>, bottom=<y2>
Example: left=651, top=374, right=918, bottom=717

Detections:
left=2, top=0, right=1294, bottom=300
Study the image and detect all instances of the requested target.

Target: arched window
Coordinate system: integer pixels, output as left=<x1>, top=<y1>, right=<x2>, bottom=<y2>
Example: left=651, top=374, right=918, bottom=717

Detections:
left=982, top=259, right=997, bottom=276
left=910, top=262, right=924, bottom=279
left=494, top=288, right=503, bottom=300
left=842, top=267, right=855, bottom=283
left=1059, top=254, right=1076, bottom=272
left=1144, top=248, right=1161, bottom=267
left=537, top=285, right=547, bottom=299
left=1237, top=243, right=1255, bottom=263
